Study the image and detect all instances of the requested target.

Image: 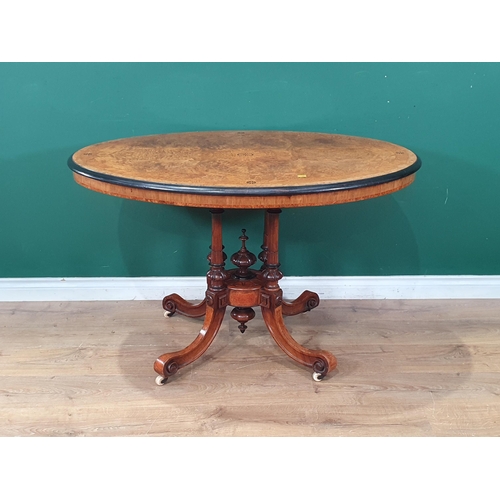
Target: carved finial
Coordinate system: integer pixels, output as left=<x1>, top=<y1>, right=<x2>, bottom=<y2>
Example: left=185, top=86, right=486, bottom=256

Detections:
left=239, top=229, right=249, bottom=249
left=231, top=229, right=257, bottom=279
left=230, top=307, right=256, bottom=333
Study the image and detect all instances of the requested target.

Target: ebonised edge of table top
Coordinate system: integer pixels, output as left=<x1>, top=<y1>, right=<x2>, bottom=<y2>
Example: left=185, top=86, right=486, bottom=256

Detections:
left=68, top=155, right=421, bottom=197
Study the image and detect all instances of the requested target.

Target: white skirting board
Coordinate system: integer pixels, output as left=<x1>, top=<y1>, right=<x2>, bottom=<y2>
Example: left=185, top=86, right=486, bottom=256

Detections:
left=1, top=276, right=500, bottom=302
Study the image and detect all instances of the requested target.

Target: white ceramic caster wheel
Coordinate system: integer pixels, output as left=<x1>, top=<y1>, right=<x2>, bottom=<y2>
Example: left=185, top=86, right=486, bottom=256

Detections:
left=312, top=372, right=324, bottom=382
left=155, top=375, right=168, bottom=386
left=164, top=311, right=171, bottom=318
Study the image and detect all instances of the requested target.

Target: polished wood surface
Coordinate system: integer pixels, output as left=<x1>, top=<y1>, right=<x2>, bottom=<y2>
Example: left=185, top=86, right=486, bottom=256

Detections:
left=2, top=299, right=499, bottom=436
left=67, top=131, right=421, bottom=382
left=70, top=131, right=420, bottom=209
left=154, top=209, right=336, bottom=382
left=73, top=172, right=416, bottom=208
left=163, top=290, right=320, bottom=318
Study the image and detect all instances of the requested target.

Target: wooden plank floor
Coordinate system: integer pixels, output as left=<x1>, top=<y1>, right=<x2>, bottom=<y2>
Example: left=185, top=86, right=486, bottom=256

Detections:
left=1, top=299, right=499, bottom=436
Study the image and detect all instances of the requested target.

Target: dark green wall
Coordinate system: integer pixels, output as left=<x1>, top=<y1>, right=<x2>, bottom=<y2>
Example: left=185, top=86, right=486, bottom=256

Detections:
left=2, top=63, right=500, bottom=278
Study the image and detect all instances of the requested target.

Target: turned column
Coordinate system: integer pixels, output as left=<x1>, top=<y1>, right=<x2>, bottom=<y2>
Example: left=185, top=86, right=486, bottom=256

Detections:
left=258, top=213, right=269, bottom=270
left=206, top=209, right=227, bottom=292
left=205, top=208, right=230, bottom=310
left=262, top=209, right=283, bottom=287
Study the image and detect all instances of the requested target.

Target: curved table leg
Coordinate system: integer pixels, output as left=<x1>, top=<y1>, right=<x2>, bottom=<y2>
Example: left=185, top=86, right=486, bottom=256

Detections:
left=261, top=304, right=337, bottom=380
left=162, top=293, right=207, bottom=318
left=154, top=305, right=226, bottom=383
left=282, top=290, right=320, bottom=317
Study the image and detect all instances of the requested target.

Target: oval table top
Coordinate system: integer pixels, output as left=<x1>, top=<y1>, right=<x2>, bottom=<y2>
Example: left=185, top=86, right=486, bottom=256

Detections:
left=69, top=131, right=420, bottom=209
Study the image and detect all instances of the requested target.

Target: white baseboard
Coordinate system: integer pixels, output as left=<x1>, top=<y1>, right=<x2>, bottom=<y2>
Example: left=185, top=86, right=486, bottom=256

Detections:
left=1, top=276, right=500, bottom=302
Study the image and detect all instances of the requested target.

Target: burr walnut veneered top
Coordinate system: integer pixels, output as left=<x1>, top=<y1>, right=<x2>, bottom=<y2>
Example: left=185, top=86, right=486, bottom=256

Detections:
left=69, top=131, right=420, bottom=208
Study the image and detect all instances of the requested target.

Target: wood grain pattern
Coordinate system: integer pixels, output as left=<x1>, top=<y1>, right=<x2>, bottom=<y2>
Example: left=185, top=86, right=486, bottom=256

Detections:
left=73, top=172, right=416, bottom=208
left=71, top=131, right=418, bottom=189
left=282, top=290, right=320, bottom=316
left=70, top=131, right=420, bottom=208
left=1, top=300, right=500, bottom=437
left=154, top=208, right=335, bottom=378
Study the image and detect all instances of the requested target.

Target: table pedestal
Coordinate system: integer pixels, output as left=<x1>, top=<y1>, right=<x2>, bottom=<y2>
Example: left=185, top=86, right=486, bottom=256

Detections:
left=154, top=209, right=337, bottom=384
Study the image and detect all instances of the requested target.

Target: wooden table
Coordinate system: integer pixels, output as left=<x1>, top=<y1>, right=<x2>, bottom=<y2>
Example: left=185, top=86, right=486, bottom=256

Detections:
left=69, top=131, right=420, bottom=384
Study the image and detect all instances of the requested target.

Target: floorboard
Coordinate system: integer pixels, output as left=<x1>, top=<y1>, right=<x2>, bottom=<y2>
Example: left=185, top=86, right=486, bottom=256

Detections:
left=1, top=299, right=499, bottom=436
